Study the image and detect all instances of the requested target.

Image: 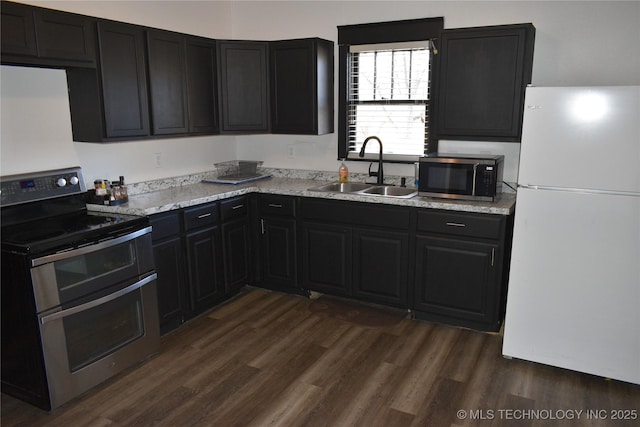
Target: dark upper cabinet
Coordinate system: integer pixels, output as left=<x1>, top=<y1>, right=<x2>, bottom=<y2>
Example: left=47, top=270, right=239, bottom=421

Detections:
left=217, top=41, right=270, bottom=133
left=1, top=1, right=37, bottom=57
left=146, top=30, right=189, bottom=135
left=435, top=23, right=535, bottom=141
left=185, top=36, right=219, bottom=134
left=67, top=20, right=150, bottom=141
left=270, top=38, right=334, bottom=135
left=1, top=1, right=96, bottom=67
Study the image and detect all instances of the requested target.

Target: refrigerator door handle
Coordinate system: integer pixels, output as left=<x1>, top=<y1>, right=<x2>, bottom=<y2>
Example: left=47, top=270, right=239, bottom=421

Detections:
left=518, top=184, right=640, bottom=197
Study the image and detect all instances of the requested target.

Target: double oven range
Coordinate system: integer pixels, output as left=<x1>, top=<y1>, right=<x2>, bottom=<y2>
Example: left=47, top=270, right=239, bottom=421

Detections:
left=1, top=167, right=160, bottom=411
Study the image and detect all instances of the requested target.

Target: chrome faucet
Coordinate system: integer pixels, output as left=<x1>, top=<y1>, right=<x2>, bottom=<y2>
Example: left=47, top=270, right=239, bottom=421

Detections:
left=359, top=136, right=384, bottom=185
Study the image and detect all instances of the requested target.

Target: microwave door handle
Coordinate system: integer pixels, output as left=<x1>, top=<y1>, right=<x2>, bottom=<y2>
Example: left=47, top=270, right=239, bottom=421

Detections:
left=472, top=163, right=479, bottom=196
left=39, top=273, right=157, bottom=325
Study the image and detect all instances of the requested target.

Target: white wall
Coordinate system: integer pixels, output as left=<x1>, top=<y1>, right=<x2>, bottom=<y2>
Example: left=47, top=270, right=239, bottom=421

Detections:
left=2, top=1, right=639, bottom=185
left=1, top=0, right=236, bottom=186
left=230, top=1, right=640, bottom=182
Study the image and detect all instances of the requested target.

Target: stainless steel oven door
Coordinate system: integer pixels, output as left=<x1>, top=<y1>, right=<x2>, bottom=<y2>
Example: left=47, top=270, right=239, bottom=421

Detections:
left=30, top=227, right=154, bottom=313
left=37, top=274, right=160, bottom=410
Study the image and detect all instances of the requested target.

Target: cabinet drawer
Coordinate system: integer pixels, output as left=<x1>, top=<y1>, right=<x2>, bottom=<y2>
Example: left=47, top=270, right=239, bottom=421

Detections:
left=260, top=195, right=296, bottom=217
left=183, top=202, right=219, bottom=230
left=149, top=211, right=181, bottom=241
left=220, top=196, right=248, bottom=221
left=417, top=210, right=504, bottom=239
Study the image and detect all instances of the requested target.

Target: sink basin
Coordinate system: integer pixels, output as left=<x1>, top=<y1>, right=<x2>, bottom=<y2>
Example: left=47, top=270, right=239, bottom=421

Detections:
left=308, top=182, right=373, bottom=193
left=308, top=182, right=417, bottom=199
left=357, top=186, right=418, bottom=199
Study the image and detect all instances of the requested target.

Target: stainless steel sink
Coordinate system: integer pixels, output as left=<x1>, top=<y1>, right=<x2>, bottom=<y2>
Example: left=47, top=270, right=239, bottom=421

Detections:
left=308, top=182, right=373, bottom=193
left=308, top=182, right=417, bottom=199
left=357, top=185, right=418, bottom=199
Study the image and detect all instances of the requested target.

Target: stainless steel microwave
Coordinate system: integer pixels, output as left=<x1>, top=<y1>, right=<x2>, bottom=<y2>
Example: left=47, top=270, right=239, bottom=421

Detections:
left=418, top=154, right=504, bottom=202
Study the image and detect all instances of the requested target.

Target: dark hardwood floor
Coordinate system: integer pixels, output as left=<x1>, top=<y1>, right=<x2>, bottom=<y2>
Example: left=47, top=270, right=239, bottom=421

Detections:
left=2, top=287, right=639, bottom=426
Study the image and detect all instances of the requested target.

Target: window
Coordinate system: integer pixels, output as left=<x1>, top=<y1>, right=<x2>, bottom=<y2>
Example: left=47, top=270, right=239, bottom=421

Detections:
left=338, top=17, right=444, bottom=162
left=348, top=43, right=431, bottom=157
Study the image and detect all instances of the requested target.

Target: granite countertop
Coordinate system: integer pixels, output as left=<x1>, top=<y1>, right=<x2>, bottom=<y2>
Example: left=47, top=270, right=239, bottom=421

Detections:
left=86, top=174, right=516, bottom=217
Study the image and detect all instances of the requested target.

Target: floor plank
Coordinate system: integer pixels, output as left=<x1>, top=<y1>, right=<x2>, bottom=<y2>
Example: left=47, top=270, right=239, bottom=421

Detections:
left=2, top=287, right=639, bottom=426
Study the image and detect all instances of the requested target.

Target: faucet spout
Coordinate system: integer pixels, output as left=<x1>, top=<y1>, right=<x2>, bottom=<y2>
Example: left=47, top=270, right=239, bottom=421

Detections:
left=359, top=136, right=384, bottom=185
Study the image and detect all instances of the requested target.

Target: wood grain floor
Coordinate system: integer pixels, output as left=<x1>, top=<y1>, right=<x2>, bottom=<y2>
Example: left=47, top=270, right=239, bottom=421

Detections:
left=2, top=287, right=639, bottom=426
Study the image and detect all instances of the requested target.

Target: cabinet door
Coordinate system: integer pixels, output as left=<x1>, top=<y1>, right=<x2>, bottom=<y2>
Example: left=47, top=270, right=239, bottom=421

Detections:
left=260, top=217, right=297, bottom=290
left=186, top=37, right=218, bottom=134
left=301, top=222, right=351, bottom=296
left=270, top=38, right=334, bottom=135
left=414, top=235, right=499, bottom=328
left=222, top=219, right=250, bottom=294
left=97, top=21, right=150, bottom=138
left=436, top=24, right=535, bottom=141
left=152, top=236, right=186, bottom=334
left=34, top=8, right=95, bottom=63
left=217, top=41, right=269, bottom=132
left=185, top=226, right=225, bottom=316
left=353, top=228, right=409, bottom=308
left=1, top=2, right=37, bottom=56
left=147, top=30, right=189, bottom=135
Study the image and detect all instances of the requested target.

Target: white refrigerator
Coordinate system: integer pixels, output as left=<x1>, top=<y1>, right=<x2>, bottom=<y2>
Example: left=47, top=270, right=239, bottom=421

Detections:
left=502, top=86, right=640, bottom=385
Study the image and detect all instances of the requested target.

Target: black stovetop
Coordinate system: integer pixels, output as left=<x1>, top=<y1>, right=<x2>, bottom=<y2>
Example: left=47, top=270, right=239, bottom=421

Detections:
left=1, top=209, right=148, bottom=256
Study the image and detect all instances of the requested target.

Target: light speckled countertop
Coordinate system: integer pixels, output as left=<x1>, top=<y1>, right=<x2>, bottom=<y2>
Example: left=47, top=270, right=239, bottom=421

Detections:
left=86, top=174, right=516, bottom=217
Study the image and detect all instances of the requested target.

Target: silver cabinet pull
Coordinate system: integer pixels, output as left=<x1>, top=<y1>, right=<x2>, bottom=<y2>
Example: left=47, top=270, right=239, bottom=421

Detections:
left=268, top=203, right=283, bottom=208
left=446, top=222, right=466, bottom=227
left=261, top=219, right=265, bottom=235
left=491, top=248, right=495, bottom=266
left=232, top=204, right=244, bottom=210
left=197, top=213, right=212, bottom=219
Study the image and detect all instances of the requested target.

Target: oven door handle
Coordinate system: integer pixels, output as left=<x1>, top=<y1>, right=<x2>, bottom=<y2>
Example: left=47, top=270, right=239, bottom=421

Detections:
left=39, top=273, right=157, bottom=325
left=31, top=226, right=152, bottom=267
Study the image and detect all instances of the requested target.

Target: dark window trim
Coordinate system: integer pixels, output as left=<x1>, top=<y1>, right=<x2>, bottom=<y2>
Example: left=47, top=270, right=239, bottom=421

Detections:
left=337, top=17, right=444, bottom=161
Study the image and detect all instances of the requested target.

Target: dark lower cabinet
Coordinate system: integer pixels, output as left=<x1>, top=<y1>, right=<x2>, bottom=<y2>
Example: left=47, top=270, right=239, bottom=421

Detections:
left=221, top=196, right=251, bottom=294
left=185, top=225, right=225, bottom=314
left=414, top=235, right=499, bottom=329
left=301, top=222, right=352, bottom=297
left=353, top=228, right=409, bottom=308
left=300, top=198, right=411, bottom=307
left=151, top=194, right=512, bottom=335
left=149, top=211, right=186, bottom=334
left=256, top=194, right=299, bottom=292
left=412, top=210, right=512, bottom=332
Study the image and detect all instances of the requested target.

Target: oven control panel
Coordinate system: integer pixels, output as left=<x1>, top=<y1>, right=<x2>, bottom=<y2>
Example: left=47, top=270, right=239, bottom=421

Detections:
left=1, top=167, right=87, bottom=207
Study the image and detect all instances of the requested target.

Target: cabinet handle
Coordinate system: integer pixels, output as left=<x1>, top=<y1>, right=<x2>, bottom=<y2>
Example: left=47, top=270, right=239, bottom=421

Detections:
left=446, top=222, right=466, bottom=227
left=261, top=218, right=265, bottom=235
left=268, top=203, right=283, bottom=208
left=491, top=248, right=495, bottom=266
left=197, top=213, right=212, bottom=219
left=232, top=204, right=244, bottom=210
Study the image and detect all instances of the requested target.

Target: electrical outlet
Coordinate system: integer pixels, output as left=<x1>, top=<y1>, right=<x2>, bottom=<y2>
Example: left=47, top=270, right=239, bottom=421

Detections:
left=154, top=152, right=162, bottom=168
left=287, top=144, right=295, bottom=158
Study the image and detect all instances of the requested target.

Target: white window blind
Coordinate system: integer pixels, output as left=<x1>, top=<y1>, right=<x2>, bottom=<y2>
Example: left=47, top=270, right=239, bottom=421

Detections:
left=347, top=43, right=431, bottom=157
